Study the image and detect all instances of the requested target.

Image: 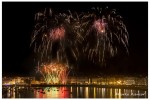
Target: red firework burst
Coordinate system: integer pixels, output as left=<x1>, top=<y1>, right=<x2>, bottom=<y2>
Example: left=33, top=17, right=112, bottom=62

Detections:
left=49, top=26, right=65, bottom=41
left=93, top=19, right=106, bottom=34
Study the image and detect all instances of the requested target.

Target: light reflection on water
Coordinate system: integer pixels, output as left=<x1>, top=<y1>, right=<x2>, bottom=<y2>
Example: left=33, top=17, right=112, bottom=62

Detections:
left=2, top=86, right=148, bottom=98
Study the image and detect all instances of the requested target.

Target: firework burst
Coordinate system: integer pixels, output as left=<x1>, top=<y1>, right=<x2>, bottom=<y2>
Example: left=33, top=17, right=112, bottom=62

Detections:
left=38, top=61, right=70, bottom=84
left=31, top=8, right=83, bottom=64
left=81, top=7, right=129, bottom=64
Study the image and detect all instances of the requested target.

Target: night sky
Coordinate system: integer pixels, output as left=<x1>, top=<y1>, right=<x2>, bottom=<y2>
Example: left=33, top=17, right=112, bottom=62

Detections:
left=2, top=2, right=148, bottom=76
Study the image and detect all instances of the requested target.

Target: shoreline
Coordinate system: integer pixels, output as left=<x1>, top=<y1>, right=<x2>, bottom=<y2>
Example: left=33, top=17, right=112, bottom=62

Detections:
left=2, top=84, right=148, bottom=90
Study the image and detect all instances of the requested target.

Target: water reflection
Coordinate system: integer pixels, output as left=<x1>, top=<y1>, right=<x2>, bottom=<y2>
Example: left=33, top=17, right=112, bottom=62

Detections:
left=2, top=86, right=148, bottom=98
left=34, top=87, right=70, bottom=98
